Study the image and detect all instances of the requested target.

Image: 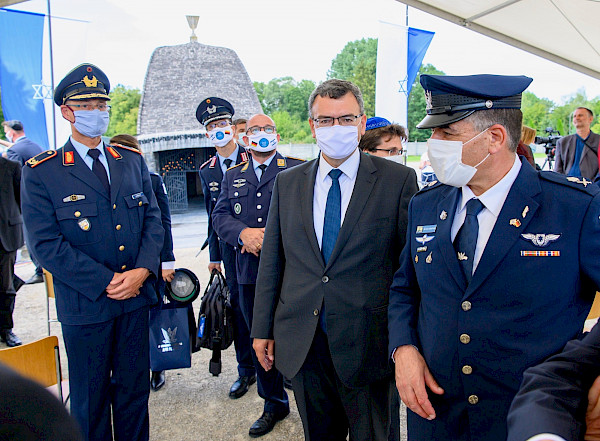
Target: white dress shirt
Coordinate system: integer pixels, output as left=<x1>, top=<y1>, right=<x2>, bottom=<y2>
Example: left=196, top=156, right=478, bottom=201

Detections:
left=71, top=137, right=111, bottom=183
left=450, top=155, right=521, bottom=273
left=252, top=153, right=275, bottom=181
left=313, top=148, right=361, bottom=249
left=218, top=146, right=240, bottom=175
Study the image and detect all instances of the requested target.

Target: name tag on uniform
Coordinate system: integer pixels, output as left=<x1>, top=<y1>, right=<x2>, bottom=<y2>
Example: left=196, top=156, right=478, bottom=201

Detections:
left=131, top=192, right=144, bottom=199
left=416, top=225, right=437, bottom=234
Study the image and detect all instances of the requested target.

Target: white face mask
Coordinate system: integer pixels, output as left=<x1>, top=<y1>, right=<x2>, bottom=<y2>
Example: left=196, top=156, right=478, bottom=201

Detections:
left=384, top=155, right=405, bottom=164
left=208, top=125, right=234, bottom=147
left=315, top=125, right=359, bottom=160
left=427, top=128, right=490, bottom=188
left=6, top=132, right=13, bottom=143
left=74, top=110, right=110, bottom=138
left=247, top=132, right=278, bottom=152
left=237, top=133, right=247, bottom=147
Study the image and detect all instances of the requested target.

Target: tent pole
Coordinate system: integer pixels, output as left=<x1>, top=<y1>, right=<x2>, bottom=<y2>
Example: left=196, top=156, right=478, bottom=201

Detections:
left=46, top=0, right=56, bottom=150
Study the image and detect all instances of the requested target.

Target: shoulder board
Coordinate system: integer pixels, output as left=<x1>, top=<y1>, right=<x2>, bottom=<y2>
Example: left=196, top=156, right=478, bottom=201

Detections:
left=227, top=161, right=247, bottom=172
left=415, top=180, right=442, bottom=194
left=150, top=171, right=160, bottom=177
left=285, top=155, right=305, bottom=162
left=540, top=171, right=599, bottom=195
left=111, top=144, right=142, bottom=155
left=26, top=150, right=57, bottom=168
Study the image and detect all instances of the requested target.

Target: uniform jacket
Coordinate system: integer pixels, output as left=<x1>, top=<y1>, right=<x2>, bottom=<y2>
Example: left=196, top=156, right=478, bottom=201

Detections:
left=554, top=131, right=600, bottom=181
left=199, top=147, right=248, bottom=262
left=212, top=151, right=303, bottom=285
left=150, top=172, right=175, bottom=263
left=6, top=137, right=44, bottom=166
left=0, top=157, right=24, bottom=252
left=252, top=153, right=418, bottom=387
left=388, top=158, right=600, bottom=441
left=21, top=140, right=164, bottom=325
left=507, top=322, right=600, bottom=441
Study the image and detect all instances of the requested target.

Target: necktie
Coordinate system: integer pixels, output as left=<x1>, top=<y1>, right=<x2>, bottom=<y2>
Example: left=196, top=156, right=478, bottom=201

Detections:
left=224, top=158, right=233, bottom=170
left=87, top=149, right=110, bottom=194
left=258, top=164, right=267, bottom=181
left=322, top=169, right=343, bottom=264
left=454, top=198, right=484, bottom=284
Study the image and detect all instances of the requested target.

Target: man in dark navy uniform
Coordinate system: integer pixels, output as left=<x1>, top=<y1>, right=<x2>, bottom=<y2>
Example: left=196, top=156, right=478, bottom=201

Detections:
left=388, top=74, right=600, bottom=441
left=21, top=64, right=164, bottom=441
left=212, top=113, right=303, bottom=437
left=197, top=97, right=256, bottom=399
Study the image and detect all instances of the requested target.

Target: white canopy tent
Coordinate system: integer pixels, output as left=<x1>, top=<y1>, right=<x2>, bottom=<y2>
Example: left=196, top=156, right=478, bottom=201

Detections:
left=397, top=0, right=600, bottom=80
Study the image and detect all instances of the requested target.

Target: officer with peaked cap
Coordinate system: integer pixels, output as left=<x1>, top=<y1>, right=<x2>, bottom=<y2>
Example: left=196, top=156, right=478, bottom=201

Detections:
left=197, top=97, right=257, bottom=400
left=387, top=74, right=600, bottom=441
left=20, top=63, right=164, bottom=441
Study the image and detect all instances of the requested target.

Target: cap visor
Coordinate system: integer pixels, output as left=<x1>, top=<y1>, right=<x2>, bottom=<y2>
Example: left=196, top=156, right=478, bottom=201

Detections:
left=67, top=93, right=111, bottom=101
left=203, top=113, right=232, bottom=126
left=416, top=110, right=474, bottom=129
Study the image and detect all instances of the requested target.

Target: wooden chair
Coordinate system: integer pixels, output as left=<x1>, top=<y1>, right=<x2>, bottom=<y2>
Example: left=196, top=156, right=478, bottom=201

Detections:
left=43, top=268, right=59, bottom=336
left=0, top=335, right=66, bottom=403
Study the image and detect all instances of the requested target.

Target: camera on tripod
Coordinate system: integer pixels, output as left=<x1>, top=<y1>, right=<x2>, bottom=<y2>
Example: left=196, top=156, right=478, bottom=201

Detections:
left=535, top=127, right=561, bottom=158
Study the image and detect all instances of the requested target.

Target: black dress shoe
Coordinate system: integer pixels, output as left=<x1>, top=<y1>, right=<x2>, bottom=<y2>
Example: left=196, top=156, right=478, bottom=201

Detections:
left=150, top=371, right=165, bottom=391
left=0, top=329, right=22, bottom=347
left=25, top=274, right=44, bottom=284
left=249, top=409, right=289, bottom=438
left=283, top=376, right=293, bottom=390
left=229, top=375, right=256, bottom=399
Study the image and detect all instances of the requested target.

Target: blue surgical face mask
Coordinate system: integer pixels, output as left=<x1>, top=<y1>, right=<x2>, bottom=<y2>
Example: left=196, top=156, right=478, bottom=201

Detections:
left=73, top=110, right=110, bottom=138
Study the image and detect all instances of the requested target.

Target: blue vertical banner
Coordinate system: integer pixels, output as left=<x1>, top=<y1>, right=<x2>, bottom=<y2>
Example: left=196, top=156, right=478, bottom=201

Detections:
left=407, top=27, right=435, bottom=97
left=0, top=9, right=48, bottom=149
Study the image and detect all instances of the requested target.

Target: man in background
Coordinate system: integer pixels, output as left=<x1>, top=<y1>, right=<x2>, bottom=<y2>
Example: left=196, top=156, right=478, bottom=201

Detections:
left=554, top=107, right=599, bottom=180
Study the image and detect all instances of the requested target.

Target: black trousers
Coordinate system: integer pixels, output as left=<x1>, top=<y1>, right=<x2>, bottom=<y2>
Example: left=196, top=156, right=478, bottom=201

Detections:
left=0, top=248, right=17, bottom=330
left=292, top=326, right=395, bottom=441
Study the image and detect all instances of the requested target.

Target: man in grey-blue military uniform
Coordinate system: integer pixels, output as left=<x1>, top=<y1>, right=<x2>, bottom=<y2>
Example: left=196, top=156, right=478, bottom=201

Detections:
left=21, top=63, right=164, bottom=441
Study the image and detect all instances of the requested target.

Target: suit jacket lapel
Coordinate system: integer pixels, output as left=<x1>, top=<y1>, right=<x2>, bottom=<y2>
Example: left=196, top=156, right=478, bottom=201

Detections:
left=257, top=152, right=281, bottom=190
left=300, top=159, right=324, bottom=266
left=64, top=142, right=109, bottom=199
left=241, top=157, right=259, bottom=188
left=106, top=144, right=123, bottom=204
left=325, top=153, right=376, bottom=269
left=435, top=186, right=467, bottom=289
left=466, top=161, right=541, bottom=297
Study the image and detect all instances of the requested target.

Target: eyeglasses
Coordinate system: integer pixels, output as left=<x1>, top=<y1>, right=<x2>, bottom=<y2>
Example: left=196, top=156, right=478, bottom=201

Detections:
left=206, top=120, right=230, bottom=131
left=312, top=114, right=362, bottom=128
left=246, top=125, right=276, bottom=135
left=67, top=103, right=111, bottom=111
left=375, top=147, right=403, bottom=156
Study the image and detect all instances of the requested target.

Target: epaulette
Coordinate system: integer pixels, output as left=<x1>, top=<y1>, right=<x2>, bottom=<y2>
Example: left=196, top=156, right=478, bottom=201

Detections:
left=285, top=155, right=305, bottom=162
left=228, top=161, right=247, bottom=171
left=26, top=150, right=57, bottom=168
left=150, top=171, right=160, bottom=176
left=416, top=180, right=442, bottom=194
left=539, top=171, right=599, bottom=195
left=111, top=143, right=142, bottom=155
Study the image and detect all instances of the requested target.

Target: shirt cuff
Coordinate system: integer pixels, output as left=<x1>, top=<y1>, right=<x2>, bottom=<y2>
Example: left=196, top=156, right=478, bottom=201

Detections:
left=161, top=261, right=175, bottom=270
left=209, top=261, right=221, bottom=264
left=526, top=434, right=567, bottom=441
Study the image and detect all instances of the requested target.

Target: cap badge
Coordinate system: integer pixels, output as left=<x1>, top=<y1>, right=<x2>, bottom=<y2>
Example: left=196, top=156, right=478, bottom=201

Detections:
left=425, top=90, right=433, bottom=110
left=82, top=75, right=98, bottom=88
left=206, top=105, right=217, bottom=114
left=485, top=100, right=493, bottom=108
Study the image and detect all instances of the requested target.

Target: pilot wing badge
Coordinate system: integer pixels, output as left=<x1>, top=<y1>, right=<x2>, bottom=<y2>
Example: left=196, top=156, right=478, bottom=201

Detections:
left=521, top=233, right=561, bottom=247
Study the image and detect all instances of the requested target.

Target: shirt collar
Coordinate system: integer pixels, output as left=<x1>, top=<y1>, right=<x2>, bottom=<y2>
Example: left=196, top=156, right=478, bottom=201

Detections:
left=13, top=135, right=27, bottom=143
left=217, top=146, right=239, bottom=167
left=459, top=154, right=521, bottom=217
left=318, top=147, right=361, bottom=182
left=252, top=152, right=276, bottom=172
left=71, top=136, right=104, bottom=161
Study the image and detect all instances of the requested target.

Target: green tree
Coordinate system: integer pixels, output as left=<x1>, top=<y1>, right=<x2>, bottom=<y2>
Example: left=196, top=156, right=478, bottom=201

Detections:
left=407, top=64, right=445, bottom=141
left=521, top=92, right=555, bottom=133
left=105, top=85, right=141, bottom=137
left=328, top=38, right=377, bottom=117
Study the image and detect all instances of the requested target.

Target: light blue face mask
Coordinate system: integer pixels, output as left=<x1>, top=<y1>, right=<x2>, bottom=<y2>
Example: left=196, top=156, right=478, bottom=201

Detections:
left=74, top=110, right=110, bottom=138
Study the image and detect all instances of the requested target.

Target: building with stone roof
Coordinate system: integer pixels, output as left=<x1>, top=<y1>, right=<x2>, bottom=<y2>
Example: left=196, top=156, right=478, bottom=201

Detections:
left=137, top=40, right=262, bottom=211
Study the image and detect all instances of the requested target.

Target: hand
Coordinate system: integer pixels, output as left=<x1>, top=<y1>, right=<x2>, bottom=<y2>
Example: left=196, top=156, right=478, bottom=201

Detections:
left=106, top=268, right=150, bottom=300
left=586, top=376, right=600, bottom=440
left=240, top=244, right=260, bottom=257
left=253, top=338, right=274, bottom=371
left=208, top=262, right=222, bottom=273
left=394, top=345, right=444, bottom=420
left=162, top=268, right=175, bottom=282
left=239, top=227, right=264, bottom=255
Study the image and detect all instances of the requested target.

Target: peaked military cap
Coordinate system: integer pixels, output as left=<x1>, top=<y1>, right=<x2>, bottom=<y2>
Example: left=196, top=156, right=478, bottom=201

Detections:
left=196, top=97, right=234, bottom=126
left=417, top=74, right=533, bottom=129
left=366, top=116, right=391, bottom=131
left=54, top=63, right=110, bottom=106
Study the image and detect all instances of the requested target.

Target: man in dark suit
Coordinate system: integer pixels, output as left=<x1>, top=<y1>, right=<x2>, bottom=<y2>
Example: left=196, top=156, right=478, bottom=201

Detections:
left=251, top=79, right=418, bottom=441
left=554, top=107, right=599, bottom=181
left=1, top=120, right=45, bottom=285
left=212, top=113, right=304, bottom=437
left=0, top=156, right=24, bottom=347
left=388, top=74, right=600, bottom=441
left=197, top=98, right=255, bottom=400
left=21, top=64, right=164, bottom=441
left=507, top=322, right=600, bottom=441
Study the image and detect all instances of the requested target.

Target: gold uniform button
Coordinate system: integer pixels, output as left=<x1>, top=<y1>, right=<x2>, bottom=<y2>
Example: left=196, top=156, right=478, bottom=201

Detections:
left=462, top=301, right=472, bottom=311
left=313, top=309, right=319, bottom=316
left=468, top=395, right=479, bottom=405
left=119, top=245, right=125, bottom=251
left=113, top=204, right=117, bottom=210
left=462, top=365, right=473, bottom=375
left=121, top=265, right=127, bottom=270
left=138, top=201, right=142, bottom=206
left=74, top=211, right=81, bottom=218
left=460, top=334, right=471, bottom=344
left=116, top=224, right=122, bottom=230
